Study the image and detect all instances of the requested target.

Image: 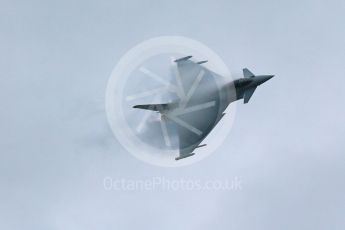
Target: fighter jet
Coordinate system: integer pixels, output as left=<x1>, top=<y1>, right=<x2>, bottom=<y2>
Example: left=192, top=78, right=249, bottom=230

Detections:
left=133, top=56, right=274, bottom=160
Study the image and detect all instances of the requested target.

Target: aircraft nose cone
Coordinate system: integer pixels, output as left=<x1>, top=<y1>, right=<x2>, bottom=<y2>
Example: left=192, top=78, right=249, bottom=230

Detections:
left=263, top=75, right=274, bottom=83
left=267, top=75, right=274, bottom=80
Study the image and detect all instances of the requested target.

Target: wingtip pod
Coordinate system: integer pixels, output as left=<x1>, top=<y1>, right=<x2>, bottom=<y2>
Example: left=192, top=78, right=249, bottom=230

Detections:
left=133, top=103, right=169, bottom=112
left=175, top=153, right=195, bottom=161
left=195, top=144, right=207, bottom=148
left=196, top=60, right=208, bottom=64
left=174, top=55, right=192, bottom=62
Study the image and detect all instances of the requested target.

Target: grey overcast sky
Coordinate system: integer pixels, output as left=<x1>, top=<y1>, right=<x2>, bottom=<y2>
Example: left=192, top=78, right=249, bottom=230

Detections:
left=1, top=0, right=345, bottom=229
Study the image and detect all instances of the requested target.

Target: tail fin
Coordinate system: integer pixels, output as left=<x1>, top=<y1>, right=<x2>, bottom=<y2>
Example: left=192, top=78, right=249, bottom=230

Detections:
left=133, top=103, right=169, bottom=112
left=243, top=68, right=255, bottom=78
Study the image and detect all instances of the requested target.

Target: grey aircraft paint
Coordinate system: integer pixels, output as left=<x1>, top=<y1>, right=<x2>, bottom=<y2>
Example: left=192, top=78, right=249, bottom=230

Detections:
left=133, top=56, right=274, bottom=160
